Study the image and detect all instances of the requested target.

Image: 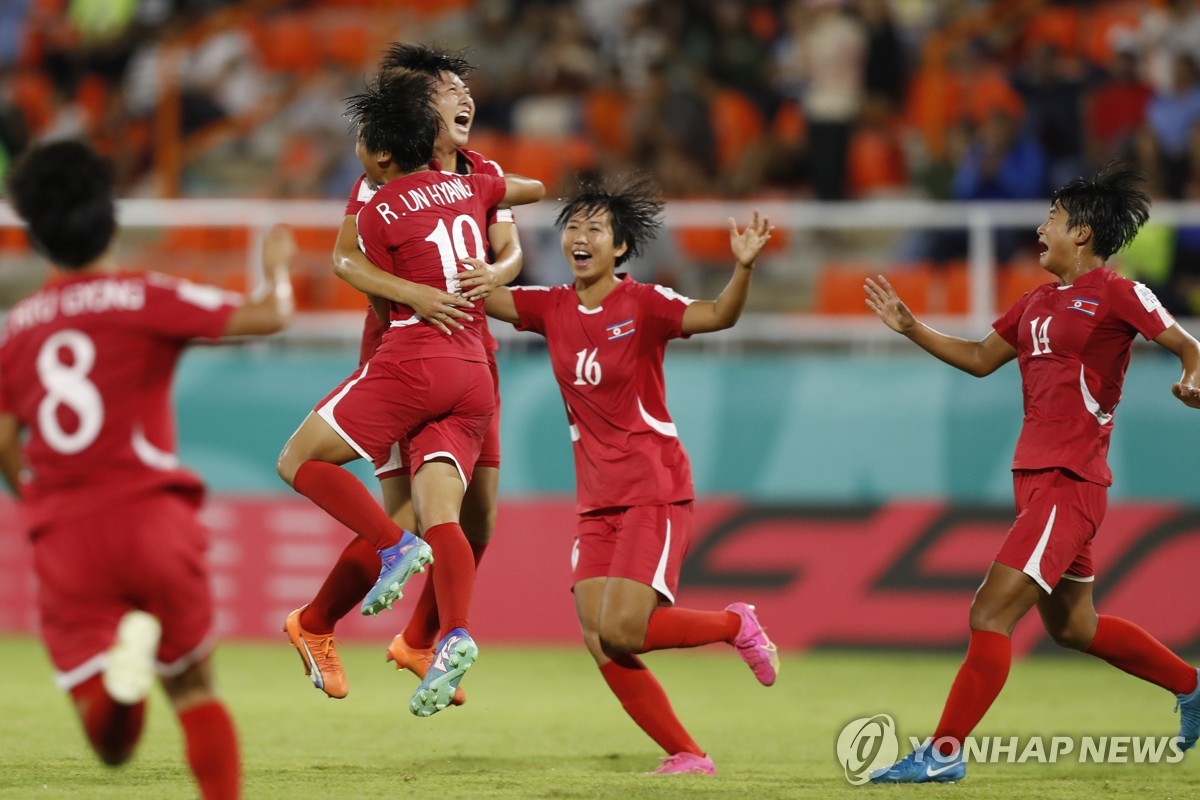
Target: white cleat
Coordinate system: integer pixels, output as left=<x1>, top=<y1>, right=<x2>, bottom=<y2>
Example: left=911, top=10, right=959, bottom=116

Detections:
left=103, top=610, right=161, bottom=704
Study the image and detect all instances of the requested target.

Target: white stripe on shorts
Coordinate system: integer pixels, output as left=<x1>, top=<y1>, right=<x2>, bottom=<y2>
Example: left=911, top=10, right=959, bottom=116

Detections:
left=651, top=517, right=674, bottom=603
left=1022, top=504, right=1057, bottom=593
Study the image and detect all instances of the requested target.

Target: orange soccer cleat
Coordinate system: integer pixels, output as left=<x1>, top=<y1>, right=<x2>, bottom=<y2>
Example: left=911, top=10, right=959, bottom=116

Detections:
left=386, top=633, right=466, bottom=706
left=283, top=607, right=348, bottom=699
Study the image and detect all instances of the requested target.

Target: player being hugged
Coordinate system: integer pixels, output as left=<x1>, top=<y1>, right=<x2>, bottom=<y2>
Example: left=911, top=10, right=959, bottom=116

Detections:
left=865, top=162, right=1200, bottom=784
left=0, top=139, right=295, bottom=800
left=276, top=68, right=543, bottom=717
left=483, top=174, right=779, bottom=776
left=284, top=44, right=522, bottom=708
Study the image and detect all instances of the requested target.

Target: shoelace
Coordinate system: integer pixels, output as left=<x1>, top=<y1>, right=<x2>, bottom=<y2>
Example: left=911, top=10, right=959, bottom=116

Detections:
left=310, top=634, right=341, bottom=664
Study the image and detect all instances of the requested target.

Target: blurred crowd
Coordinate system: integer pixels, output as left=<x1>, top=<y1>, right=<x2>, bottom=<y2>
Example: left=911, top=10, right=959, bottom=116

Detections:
left=9, top=0, right=1200, bottom=312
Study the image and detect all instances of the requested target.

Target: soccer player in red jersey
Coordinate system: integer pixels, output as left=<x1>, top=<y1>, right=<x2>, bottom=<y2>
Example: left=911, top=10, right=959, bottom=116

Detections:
left=865, top=162, right=1200, bottom=783
left=284, top=44, right=519, bottom=705
left=0, top=139, right=295, bottom=800
left=483, top=175, right=779, bottom=775
left=276, top=69, right=544, bottom=716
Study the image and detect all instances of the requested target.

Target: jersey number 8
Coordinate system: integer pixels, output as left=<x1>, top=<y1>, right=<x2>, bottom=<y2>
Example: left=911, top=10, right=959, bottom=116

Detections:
left=36, top=329, right=104, bottom=454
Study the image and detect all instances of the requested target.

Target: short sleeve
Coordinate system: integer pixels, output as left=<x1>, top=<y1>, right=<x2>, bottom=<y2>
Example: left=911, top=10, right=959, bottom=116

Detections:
left=510, top=286, right=554, bottom=335
left=467, top=173, right=507, bottom=212
left=141, top=276, right=239, bottom=340
left=344, top=174, right=375, bottom=217
left=642, top=284, right=694, bottom=341
left=468, top=152, right=515, bottom=228
left=1111, top=279, right=1176, bottom=340
left=992, top=290, right=1037, bottom=348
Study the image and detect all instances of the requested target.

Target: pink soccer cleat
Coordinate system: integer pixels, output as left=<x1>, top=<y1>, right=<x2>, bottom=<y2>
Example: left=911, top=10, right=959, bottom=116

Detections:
left=726, top=602, right=780, bottom=686
left=647, top=752, right=716, bottom=775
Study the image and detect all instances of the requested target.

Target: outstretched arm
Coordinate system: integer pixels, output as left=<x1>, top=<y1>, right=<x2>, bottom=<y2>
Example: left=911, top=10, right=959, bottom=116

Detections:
left=223, top=224, right=296, bottom=337
left=483, top=286, right=519, bottom=325
left=1154, top=323, right=1200, bottom=409
left=0, top=412, right=21, bottom=498
left=332, top=216, right=475, bottom=335
left=681, top=211, right=774, bottom=335
left=865, top=275, right=1016, bottom=376
left=500, top=174, right=545, bottom=208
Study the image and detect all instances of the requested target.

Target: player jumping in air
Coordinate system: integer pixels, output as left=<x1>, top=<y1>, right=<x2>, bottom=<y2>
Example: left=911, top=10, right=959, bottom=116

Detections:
left=284, top=44, right=520, bottom=707
left=482, top=174, right=780, bottom=775
left=276, top=68, right=543, bottom=717
left=865, top=162, right=1200, bottom=783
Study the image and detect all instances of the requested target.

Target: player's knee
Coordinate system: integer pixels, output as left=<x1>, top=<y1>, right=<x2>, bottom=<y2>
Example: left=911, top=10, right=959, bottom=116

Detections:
left=1045, top=621, right=1093, bottom=651
left=276, top=451, right=299, bottom=487
left=598, top=619, right=645, bottom=655
left=968, top=603, right=1012, bottom=636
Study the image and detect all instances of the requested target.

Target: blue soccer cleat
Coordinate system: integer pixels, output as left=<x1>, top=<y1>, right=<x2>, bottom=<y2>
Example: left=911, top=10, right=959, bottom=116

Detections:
left=1176, top=668, right=1200, bottom=751
left=870, top=740, right=966, bottom=784
left=360, top=531, right=433, bottom=616
left=409, top=628, right=477, bottom=717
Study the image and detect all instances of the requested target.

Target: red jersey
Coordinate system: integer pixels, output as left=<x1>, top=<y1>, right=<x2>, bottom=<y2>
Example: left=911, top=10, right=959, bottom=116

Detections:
left=992, top=267, right=1174, bottom=486
left=347, top=148, right=511, bottom=364
left=510, top=275, right=695, bottom=512
left=356, top=169, right=506, bottom=365
left=0, top=272, right=238, bottom=530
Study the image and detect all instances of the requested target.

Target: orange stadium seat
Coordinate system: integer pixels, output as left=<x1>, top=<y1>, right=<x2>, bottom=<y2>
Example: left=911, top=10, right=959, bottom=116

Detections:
left=709, top=88, right=764, bottom=172
left=1023, top=6, right=1081, bottom=56
left=815, top=264, right=932, bottom=315
left=997, top=261, right=1052, bottom=311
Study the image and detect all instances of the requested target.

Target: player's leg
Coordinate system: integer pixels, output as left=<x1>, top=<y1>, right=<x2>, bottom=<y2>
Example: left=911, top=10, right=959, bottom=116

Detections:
left=627, top=503, right=779, bottom=685
left=1040, top=574, right=1200, bottom=747
left=161, top=657, right=240, bottom=800
left=406, top=458, right=478, bottom=716
left=574, top=577, right=713, bottom=774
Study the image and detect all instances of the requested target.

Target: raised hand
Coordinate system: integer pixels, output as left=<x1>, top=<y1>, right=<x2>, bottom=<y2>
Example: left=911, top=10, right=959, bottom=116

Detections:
left=729, top=210, right=774, bottom=268
left=864, top=275, right=916, bottom=335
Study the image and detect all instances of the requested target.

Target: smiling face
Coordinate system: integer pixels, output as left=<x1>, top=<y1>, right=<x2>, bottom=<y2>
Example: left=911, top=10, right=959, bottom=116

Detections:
left=432, top=71, right=473, bottom=150
left=561, top=207, right=629, bottom=283
left=1036, top=201, right=1083, bottom=276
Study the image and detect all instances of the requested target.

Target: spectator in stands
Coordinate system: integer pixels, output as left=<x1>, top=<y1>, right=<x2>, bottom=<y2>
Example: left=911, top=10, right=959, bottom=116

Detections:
left=1084, top=46, right=1152, bottom=168
left=1147, top=52, right=1200, bottom=197
left=1012, top=43, right=1092, bottom=191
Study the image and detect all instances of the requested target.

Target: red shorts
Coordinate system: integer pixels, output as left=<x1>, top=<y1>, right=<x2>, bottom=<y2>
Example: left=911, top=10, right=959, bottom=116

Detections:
left=376, top=356, right=502, bottom=480
left=317, top=356, right=494, bottom=487
left=571, top=502, right=694, bottom=602
left=33, top=491, right=215, bottom=691
left=995, top=468, right=1106, bottom=592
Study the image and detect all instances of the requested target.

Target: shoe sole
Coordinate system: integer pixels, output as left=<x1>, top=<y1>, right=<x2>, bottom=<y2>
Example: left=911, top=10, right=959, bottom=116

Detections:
left=103, top=610, right=161, bottom=705
left=360, top=543, right=434, bottom=616
left=386, top=640, right=468, bottom=706
left=409, top=638, right=477, bottom=717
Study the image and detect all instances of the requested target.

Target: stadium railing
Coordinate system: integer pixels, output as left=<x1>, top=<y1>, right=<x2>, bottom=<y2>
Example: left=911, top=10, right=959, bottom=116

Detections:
left=2, top=198, right=1196, bottom=350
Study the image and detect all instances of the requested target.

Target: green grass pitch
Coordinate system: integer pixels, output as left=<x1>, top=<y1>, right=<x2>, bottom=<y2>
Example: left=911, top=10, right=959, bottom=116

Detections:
left=2, top=635, right=1198, bottom=799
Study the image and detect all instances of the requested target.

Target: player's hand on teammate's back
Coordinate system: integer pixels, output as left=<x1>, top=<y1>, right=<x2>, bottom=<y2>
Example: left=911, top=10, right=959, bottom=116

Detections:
left=458, top=257, right=501, bottom=300
left=865, top=275, right=916, bottom=335
left=408, top=282, right=474, bottom=335
left=729, top=210, right=773, bottom=268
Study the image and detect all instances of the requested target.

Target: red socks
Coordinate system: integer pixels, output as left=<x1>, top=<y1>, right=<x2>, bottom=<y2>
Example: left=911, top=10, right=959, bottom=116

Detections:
left=404, top=540, right=488, bottom=650
left=292, top=460, right=402, bottom=550
left=932, top=630, right=1012, bottom=755
left=640, top=607, right=740, bottom=652
left=422, top=522, right=475, bottom=634
left=70, top=675, right=145, bottom=765
left=179, top=701, right=240, bottom=800
left=301, top=536, right=379, bottom=634
left=599, top=655, right=703, bottom=756
left=1085, top=615, right=1199, bottom=695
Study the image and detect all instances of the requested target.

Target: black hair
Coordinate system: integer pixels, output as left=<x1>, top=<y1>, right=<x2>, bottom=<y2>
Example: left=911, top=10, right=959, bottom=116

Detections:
left=555, top=173, right=664, bottom=267
left=1051, top=161, right=1150, bottom=260
left=345, top=69, right=441, bottom=172
left=5, top=139, right=117, bottom=270
left=379, top=42, right=473, bottom=80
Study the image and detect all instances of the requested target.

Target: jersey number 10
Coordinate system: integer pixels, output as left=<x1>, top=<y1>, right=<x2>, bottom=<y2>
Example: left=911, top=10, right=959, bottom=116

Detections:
left=424, top=214, right=487, bottom=293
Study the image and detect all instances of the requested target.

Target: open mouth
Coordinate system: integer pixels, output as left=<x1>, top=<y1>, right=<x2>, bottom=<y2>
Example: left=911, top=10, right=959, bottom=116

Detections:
left=571, top=250, right=592, bottom=269
left=453, top=110, right=471, bottom=132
